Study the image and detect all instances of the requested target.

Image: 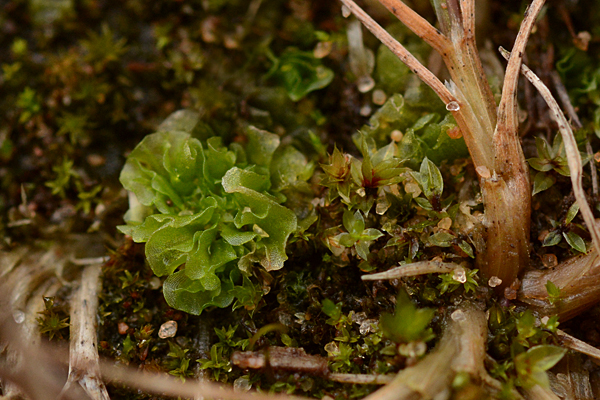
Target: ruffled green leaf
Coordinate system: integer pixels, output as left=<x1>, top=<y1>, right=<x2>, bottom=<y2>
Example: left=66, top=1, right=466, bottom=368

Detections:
left=163, top=270, right=235, bottom=315
left=120, top=118, right=307, bottom=315
left=203, top=136, right=237, bottom=183
left=145, top=209, right=217, bottom=276
left=185, top=227, right=237, bottom=290
left=120, top=131, right=205, bottom=214
left=220, top=224, right=258, bottom=246
left=222, top=167, right=297, bottom=271
left=246, top=126, right=280, bottom=168
left=271, top=145, right=315, bottom=190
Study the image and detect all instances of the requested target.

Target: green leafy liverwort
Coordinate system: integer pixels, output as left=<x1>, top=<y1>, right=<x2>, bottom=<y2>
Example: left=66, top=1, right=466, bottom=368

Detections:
left=119, top=112, right=309, bottom=314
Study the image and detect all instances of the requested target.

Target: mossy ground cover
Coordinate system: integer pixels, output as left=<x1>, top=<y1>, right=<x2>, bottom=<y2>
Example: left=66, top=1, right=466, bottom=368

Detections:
left=4, top=0, right=600, bottom=399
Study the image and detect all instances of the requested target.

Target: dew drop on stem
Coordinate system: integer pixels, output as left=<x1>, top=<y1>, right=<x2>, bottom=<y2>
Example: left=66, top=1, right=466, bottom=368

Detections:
left=446, top=101, right=460, bottom=112
left=342, top=5, right=351, bottom=18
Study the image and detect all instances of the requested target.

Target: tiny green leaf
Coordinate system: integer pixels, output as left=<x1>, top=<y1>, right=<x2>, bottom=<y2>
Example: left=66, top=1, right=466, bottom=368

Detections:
left=515, top=345, right=566, bottom=389
left=380, top=289, right=435, bottom=343
left=545, top=280, right=561, bottom=305
left=428, top=231, right=454, bottom=247
left=565, top=202, right=580, bottom=224
left=532, top=171, right=556, bottom=195
left=542, top=230, right=562, bottom=247
left=342, top=209, right=365, bottom=237
left=458, top=240, right=475, bottom=258
left=563, top=231, right=586, bottom=253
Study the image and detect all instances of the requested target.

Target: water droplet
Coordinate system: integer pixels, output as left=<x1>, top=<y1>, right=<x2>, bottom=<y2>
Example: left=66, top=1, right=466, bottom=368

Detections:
left=359, top=321, right=373, bottom=335
left=452, top=267, right=467, bottom=283
left=325, top=341, right=339, bottom=355
left=446, top=101, right=460, bottom=112
left=376, top=197, right=391, bottom=215
left=372, top=89, right=387, bottom=105
left=149, top=277, right=161, bottom=290
left=390, top=130, right=403, bottom=142
left=13, top=310, right=25, bottom=324
left=357, top=75, right=375, bottom=93
left=475, top=166, right=491, bottom=179
left=488, top=276, right=502, bottom=288
left=342, top=5, right=351, bottom=18
left=158, top=320, right=178, bottom=339
left=451, top=309, right=466, bottom=322
left=359, top=104, right=372, bottom=116
left=234, top=376, right=252, bottom=392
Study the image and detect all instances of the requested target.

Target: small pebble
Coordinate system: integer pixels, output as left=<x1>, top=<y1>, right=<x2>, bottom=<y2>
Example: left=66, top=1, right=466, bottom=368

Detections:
left=158, top=320, right=178, bottom=339
left=542, top=253, right=558, bottom=268
left=488, top=276, right=502, bottom=288
left=118, top=321, right=129, bottom=335
left=475, top=166, right=491, bottom=179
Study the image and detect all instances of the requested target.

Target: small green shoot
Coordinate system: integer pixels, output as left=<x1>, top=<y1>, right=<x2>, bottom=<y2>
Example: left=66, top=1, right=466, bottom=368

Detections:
left=36, top=297, right=70, bottom=341
left=542, top=203, right=587, bottom=253
left=45, top=158, right=77, bottom=198
left=380, top=289, right=435, bottom=344
left=410, top=157, right=444, bottom=211
left=545, top=281, right=561, bottom=306
left=333, top=209, right=384, bottom=260
left=265, top=47, right=334, bottom=101
left=16, top=87, right=41, bottom=124
left=514, top=345, right=566, bottom=389
left=437, top=268, right=479, bottom=295
left=198, top=343, right=232, bottom=381
left=165, top=341, right=194, bottom=381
